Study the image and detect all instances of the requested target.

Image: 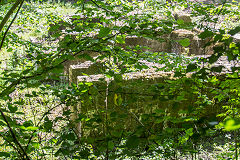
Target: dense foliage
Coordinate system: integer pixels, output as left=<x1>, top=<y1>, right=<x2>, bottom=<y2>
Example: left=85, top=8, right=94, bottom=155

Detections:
left=0, top=0, right=240, bottom=159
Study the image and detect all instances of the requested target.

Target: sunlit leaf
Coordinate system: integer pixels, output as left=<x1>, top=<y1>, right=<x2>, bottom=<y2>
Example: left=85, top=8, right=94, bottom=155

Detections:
left=178, top=38, right=190, bottom=47
left=223, top=119, right=240, bottom=131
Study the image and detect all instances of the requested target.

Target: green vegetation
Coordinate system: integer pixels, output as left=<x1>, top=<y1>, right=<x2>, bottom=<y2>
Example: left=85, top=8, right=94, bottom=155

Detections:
left=0, top=0, right=240, bottom=159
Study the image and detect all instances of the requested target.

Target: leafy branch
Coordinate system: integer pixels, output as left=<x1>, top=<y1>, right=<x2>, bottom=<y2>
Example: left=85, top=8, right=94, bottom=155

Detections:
left=0, top=0, right=24, bottom=50
left=0, top=0, right=24, bottom=34
left=0, top=108, right=30, bottom=160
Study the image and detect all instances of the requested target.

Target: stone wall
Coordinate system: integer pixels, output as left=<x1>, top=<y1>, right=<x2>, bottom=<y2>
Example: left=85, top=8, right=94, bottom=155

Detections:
left=73, top=70, right=225, bottom=138
left=74, top=73, right=177, bottom=137
left=64, top=11, right=240, bottom=138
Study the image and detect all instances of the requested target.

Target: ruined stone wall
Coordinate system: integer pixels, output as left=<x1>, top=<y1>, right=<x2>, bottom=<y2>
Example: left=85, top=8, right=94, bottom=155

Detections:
left=64, top=11, right=240, bottom=138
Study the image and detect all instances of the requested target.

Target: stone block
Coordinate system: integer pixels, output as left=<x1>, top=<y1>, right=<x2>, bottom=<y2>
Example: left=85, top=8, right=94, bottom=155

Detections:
left=190, top=36, right=213, bottom=55
left=170, top=29, right=194, bottom=55
left=63, top=51, right=99, bottom=76
left=233, top=33, right=240, bottom=43
left=123, top=36, right=171, bottom=52
left=73, top=71, right=177, bottom=137
left=174, top=13, right=192, bottom=24
left=69, top=61, right=105, bottom=84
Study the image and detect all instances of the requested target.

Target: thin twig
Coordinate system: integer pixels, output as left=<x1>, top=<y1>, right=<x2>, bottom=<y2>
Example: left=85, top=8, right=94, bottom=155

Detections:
left=0, top=133, right=22, bottom=156
left=0, top=12, right=123, bottom=157
left=0, top=0, right=23, bottom=33
left=0, top=0, right=24, bottom=50
left=0, top=108, right=30, bottom=160
left=90, top=0, right=110, bottom=13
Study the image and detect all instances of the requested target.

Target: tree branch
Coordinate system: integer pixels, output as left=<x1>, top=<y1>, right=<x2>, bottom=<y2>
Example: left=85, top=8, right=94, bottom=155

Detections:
left=0, top=133, right=21, bottom=156
left=0, top=109, right=30, bottom=159
left=0, top=0, right=23, bottom=34
left=0, top=0, right=24, bottom=50
left=90, top=0, right=110, bottom=13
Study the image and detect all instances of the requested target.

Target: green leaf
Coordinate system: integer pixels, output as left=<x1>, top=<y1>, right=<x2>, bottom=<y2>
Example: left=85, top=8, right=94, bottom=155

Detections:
left=44, top=117, right=53, bottom=131
left=77, top=53, right=94, bottom=61
left=7, top=48, right=13, bottom=52
left=98, top=27, right=111, bottom=37
left=108, top=141, right=114, bottom=150
left=114, top=94, right=118, bottom=106
left=208, top=55, right=219, bottom=64
left=116, top=35, right=125, bottom=44
left=65, top=133, right=75, bottom=140
left=0, top=120, right=6, bottom=126
left=126, top=135, right=140, bottom=149
left=118, top=95, right=123, bottom=106
left=210, top=66, right=223, bottom=72
left=186, top=63, right=197, bottom=72
left=229, top=26, right=240, bottom=36
left=129, top=22, right=137, bottom=28
left=214, top=34, right=223, bottom=41
left=199, top=30, right=214, bottom=39
left=174, top=71, right=185, bottom=77
left=223, top=119, right=240, bottom=131
left=26, top=126, right=39, bottom=131
left=0, top=152, right=10, bottom=157
left=79, top=149, right=90, bottom=158
left=8, top=104, right=17, bottom=113
left=31, top=142, right=40, bottom=149
left=178, top=38, right=190, bottom=47
left=177, top=19, right=184, bottom=25
left=23, top=120, right=33, bottom=127
left=113, top=94, right=123, bottom=106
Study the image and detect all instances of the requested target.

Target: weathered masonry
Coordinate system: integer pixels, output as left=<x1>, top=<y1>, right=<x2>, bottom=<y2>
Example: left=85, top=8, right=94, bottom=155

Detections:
left=65, top=15, right=240, bottom=137
left=69, top=53, right=239, bottom=138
